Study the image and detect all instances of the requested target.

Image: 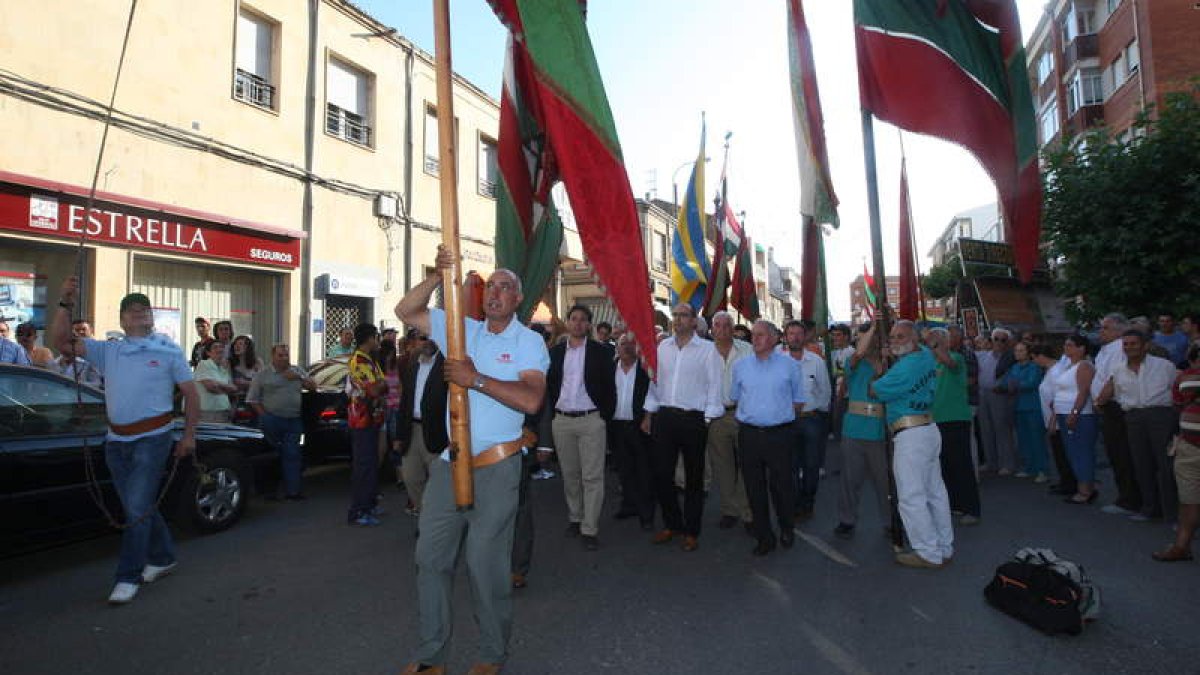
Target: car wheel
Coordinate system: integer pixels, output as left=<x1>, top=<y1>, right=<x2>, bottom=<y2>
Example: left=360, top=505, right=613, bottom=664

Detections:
left=177, top=450, right=249, bottom=534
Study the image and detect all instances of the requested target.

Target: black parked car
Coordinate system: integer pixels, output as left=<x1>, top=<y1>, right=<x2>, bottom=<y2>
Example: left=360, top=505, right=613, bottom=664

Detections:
left=0, top=364, right=276, bottom=557
left=301, top=356, right=353, bottom=462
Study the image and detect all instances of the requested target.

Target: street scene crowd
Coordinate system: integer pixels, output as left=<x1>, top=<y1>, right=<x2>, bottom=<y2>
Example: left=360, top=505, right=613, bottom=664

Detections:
left=4, top=253, right=1196, bottom=673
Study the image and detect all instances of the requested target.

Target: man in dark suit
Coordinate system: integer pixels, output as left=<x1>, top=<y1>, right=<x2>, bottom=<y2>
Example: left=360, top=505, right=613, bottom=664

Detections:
left=398, top=334, right=448, bottom=514
left=610, top=332, right=655, bottom=530
left=546, top=305, right=616, bottom=550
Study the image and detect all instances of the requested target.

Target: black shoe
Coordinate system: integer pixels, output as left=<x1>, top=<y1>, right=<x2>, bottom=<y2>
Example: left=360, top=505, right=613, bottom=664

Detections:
left=613, top=508, right=638, bottom=520
left=834, top=523, right=855, bottom=539
left=718, top=515, right=738, bottom=529
left=780, top=529, right=796, bottom=549
left=639, top=518, right=655, bottom=531
left=565, top=522, right=582, bottom=537
left=752, top=539, right=776, bottom=556
left=285, top=493, right=307, bottom=501
left=744, top=521, right=756, bottom=537
left=794, top=508, right=813, bottom=522
left=581, top=534, right=600, bottom=551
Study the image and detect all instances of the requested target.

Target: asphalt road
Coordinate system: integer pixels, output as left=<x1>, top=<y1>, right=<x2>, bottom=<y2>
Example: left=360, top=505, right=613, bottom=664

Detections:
left=1, top=444, right=1195, bottom=675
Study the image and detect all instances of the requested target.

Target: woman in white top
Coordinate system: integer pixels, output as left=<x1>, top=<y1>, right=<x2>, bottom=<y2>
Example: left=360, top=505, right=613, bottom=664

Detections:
left=193, top=340, right=237, bottom=422
left=1032, top=345, right=1077, bottom=496
left=1049, top=334, right=1100, bottom=504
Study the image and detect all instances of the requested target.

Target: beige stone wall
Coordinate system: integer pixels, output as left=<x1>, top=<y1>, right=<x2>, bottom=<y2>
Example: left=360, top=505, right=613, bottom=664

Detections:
left=0, top=0, right=501, bottom=361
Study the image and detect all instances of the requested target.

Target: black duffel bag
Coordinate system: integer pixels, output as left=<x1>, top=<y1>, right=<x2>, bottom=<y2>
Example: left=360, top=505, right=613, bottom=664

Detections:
left=983, top=560, right=1084, bottom=635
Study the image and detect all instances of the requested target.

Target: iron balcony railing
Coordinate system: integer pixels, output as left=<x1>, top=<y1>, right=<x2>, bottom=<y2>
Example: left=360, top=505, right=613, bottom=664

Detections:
left=325, top=104, right=372, bottom=147
left=234, top=69, right=274, bottom=110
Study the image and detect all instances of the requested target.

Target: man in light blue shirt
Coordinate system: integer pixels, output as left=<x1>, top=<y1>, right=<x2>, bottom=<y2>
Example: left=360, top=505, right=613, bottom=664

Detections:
left=731, top=320, right=805, bottom=556
left=395, top=246, right=548, bottom=674
left=0, top=319, right=31, bottom=365
left=49, top=278, right=199, bottom=605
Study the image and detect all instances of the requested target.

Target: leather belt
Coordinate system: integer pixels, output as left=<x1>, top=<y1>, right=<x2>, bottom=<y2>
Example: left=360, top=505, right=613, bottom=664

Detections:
left=660, top=406, right=702, bottom=416
left=798, top=411, right=816, bottom=418
left=742, top=421, right=791, bottom=432
left=725, top=404, right=737, bottom=411
left=110, top=412, right=174, bottom=436
left=890, top=414, right=933, bottom=434
left=471, top=430, right=537, bottom=470
left=848, top=401, right=884, bottom=418
left=555, top=408, right=597, bottom=418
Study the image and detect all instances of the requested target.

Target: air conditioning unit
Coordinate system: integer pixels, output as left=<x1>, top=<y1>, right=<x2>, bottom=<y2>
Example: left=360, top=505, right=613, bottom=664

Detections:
left=374, top=193, right=399, bottom=219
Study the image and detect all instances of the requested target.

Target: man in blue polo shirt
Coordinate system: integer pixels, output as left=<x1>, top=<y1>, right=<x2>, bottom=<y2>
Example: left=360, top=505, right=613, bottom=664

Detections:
left=869, top=320, right=953, bottom=569
left=49, top=277, right=200, bottom=605
left=395, top=245, right=548, bottom=675
left=730, top=320, right=806, bottom=556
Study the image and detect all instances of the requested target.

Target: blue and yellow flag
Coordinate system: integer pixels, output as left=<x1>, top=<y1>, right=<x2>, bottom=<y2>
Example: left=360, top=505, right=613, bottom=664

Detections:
left=670, top=125, right=710, bottom=311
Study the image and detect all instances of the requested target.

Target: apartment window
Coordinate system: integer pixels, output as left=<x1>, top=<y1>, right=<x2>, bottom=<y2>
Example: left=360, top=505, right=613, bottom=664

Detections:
left=478, top=136, right=498, bottom=198
left=653, top=232, right=668, bottom=272
left=234, top=8, right=276, bottom=110
left=326, top=57, right=372, bottom=147
left=1036, top=51, right=1053, bottom=84
left=424, top=106, right=439, bottom=175
left=955, top=217, right=972, bottom=238
left=1106, top=0, right=1121, bottom=14
left=1125, top=40, right=1140, bottom=75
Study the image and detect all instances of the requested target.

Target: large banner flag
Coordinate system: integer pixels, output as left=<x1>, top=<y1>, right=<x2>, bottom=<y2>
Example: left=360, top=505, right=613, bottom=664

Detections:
left=788, top=0, right=840, bottom=228
left=897, top=158, right=919, bottom=320
left=854, top=0, right=1041, bottom=282
left=494, top=35, right=564, bottom=322
left=788, top=0, right=839, bottom=324
left=671, top=125, right=711, bottom=312
left=488, top=0, right=657, bottom=371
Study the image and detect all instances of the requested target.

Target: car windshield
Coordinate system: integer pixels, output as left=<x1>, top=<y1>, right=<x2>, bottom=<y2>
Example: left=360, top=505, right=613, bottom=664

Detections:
left=0, top=366, right=107, bottom=438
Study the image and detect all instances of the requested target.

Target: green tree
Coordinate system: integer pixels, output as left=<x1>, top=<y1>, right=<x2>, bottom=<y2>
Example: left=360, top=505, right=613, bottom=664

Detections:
left=923, top=255, right=962, bottom=299
left=1041, top=86, right=1200, bottom=318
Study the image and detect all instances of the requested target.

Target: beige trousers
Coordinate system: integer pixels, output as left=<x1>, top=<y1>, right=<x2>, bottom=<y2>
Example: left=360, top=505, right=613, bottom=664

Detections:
left=706, top=411, right=751, bottom=521
left=553, top=412, right=607, bottom=536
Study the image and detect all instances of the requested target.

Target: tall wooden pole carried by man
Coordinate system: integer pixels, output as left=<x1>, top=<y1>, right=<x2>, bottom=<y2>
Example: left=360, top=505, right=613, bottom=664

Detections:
left=432, top=0, right=474, bottom=509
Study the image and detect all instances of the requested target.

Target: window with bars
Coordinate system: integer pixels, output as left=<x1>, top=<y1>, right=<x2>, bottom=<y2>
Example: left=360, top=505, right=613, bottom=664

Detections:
left=234, top=8, right=276, bottom=111
left=326, top=56, right=372, bottom=147
left=478, top=136, right=498, bottom=198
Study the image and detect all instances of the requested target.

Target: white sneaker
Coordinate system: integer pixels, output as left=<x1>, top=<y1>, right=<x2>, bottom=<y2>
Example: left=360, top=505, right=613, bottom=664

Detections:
left=1100, top=504, right=1133, bottom=516
left=141, top=561, right=177, bottom=584
left=108, top=582, right=139, bottom=605
left=1014, top=471, right=1030, bottom=478
left=1033, top=473, right=1049, bottom=484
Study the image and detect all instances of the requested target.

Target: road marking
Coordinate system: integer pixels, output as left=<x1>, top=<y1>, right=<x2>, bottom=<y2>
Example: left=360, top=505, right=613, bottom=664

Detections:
left=796, top=528, right=858, bottom=568
left=911, top=606, right=934, bottom=623
left=795, top=615, right=876, bottom=675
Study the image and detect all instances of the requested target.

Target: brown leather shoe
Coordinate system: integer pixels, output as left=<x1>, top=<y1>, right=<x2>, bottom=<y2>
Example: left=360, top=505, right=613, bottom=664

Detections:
left=652, top=529, right=675, bottom=544
left=399, top=664, right=445, bottom=675
left=466, top=664, right=503, bottom=675
left=681, top=535, right=699, bottom=552
left=894, top=552, right=942, bottom=569
left=511, top=573, right=527, bottom=589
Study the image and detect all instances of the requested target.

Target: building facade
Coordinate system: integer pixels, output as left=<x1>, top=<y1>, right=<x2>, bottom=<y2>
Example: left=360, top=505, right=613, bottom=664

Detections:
left=848, top=275, right=944, bottom=328
left=1026, top=0, right=1200, bottom=149
left=0, top=0, right=501, bottom=363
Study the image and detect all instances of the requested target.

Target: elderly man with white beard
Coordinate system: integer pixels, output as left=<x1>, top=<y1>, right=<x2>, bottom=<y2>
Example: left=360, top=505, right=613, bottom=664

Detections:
left=867, top=320, right=954, bottom=569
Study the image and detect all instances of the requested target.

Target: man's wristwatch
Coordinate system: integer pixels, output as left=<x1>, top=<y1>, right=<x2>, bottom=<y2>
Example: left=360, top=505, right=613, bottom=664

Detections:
left=472, top=374, right=487, bottom=391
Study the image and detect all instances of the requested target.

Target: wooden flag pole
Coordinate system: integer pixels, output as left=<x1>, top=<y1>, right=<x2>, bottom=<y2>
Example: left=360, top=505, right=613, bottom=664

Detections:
left=433, top=0, right=474, bottom=510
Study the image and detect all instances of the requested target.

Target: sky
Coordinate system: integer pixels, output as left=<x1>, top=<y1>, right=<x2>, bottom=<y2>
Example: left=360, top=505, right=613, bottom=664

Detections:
left=359, top=0, right=1046, bottom=321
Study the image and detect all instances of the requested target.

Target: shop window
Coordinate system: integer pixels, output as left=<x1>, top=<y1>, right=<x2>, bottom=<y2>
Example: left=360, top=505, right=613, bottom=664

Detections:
left=478, top=135, right=498, bottom=198
left=326, top=57, right=373, bottom=147
left=234, top=7, right=277, bottom=111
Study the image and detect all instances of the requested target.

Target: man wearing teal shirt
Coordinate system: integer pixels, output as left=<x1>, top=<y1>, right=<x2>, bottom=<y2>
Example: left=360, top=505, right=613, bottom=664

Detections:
left=869, top=320, right=953, bottom=569
left=835, top=322, right=889, bottom=539
left=926, top=327, right=981, bottom=526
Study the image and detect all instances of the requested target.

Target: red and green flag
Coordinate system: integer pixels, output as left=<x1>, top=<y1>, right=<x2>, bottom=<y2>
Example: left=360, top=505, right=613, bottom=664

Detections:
left=488, top=0, right=657, bottom=371
left=702, top=162, right=759, bottom=321
left=854, top=0, right=1041, bottom=282
left=788, top=0, right=838, bottom=325
left=494, top=33, right=563, bottom=322
left=862, top=261, right=878, bottom=319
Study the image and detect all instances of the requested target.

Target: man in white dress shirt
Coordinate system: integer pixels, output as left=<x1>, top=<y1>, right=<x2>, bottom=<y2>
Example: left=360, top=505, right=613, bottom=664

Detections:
left=706, top=311, right=754, bottom=530
left=782, top=320, right=831, bottom=520
left=1093, top=313, right=1143, bottom=516
left=641, top=303, right=724, bottom=552
left=1097, top=329, right=1180, bottom=523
